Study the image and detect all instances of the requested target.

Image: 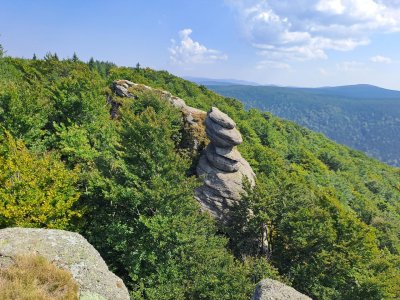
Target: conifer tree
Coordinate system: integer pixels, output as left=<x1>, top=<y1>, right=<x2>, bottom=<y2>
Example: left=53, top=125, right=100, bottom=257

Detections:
left=0, top=44, right=4, bottom=58
left=72, top=52, right=79, bottom=62
left=88, top=57, right=95, bottom=69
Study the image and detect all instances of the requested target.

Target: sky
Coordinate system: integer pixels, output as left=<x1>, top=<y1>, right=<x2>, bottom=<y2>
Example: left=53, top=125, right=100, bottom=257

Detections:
left=1, top=0, right=400, bottom=89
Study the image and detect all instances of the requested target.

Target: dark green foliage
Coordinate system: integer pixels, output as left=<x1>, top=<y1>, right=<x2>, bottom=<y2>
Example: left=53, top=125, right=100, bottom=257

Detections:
left=102, top=68, right=400, bottom=298
left=87, top=58, right=115, bottom=78
left=1, top=56, right=399, bottom=299
left=80, top=93, right=268, bottom=299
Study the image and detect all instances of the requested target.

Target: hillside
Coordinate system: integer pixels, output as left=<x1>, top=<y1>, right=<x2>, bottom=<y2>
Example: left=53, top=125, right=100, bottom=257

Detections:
left=0, top=56, right=400, bottom=299
left=206, top=84, right=400, bottom=167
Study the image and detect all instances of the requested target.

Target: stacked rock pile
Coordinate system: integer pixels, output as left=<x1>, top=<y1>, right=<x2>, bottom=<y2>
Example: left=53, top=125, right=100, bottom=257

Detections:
left=196, top=107, right=255, bottom=223
left=109, top=81, right=256, bottom=222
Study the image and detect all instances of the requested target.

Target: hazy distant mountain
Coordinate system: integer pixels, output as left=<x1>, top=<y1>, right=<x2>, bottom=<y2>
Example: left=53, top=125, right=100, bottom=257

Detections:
left=295, top=84, right=400, bottom=99
left=207, top=84, right=400, bottom=167
left=184, top=76, right=260, bottom=86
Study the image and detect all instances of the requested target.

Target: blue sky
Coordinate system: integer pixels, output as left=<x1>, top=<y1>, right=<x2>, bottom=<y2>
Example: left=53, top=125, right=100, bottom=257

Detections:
left=1, top=0, right=400, bottom=89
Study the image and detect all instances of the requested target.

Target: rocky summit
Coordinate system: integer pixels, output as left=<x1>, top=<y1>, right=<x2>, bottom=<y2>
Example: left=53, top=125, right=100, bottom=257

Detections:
left=196, top=107, right=255, bottom=223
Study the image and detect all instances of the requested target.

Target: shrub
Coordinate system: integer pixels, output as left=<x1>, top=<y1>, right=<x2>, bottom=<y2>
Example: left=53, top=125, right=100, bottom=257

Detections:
left=0, top=130, right=80, bottom=228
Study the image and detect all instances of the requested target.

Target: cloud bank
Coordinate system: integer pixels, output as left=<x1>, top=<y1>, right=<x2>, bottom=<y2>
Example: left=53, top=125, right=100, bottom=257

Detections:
left=169, top=29, right=228, bottom=64
left=226, top=0, right=400, bottom=63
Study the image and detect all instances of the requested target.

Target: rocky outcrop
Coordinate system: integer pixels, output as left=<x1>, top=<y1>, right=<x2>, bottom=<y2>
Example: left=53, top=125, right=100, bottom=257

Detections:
left=110, top=80, right=207, bottom=156
left=113, top=79, right=135, bottom=97
left=196, top=107, right=255, bottom=223
left=0, top=228, right=130, bottom=300
left=109, top=81, right=256, bottom=222
left=252, top=279, right=312, bottom=300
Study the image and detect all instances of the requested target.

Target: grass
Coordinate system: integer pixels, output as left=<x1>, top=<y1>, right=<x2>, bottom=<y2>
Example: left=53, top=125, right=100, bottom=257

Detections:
left=0, top=254, right=79, bottom=300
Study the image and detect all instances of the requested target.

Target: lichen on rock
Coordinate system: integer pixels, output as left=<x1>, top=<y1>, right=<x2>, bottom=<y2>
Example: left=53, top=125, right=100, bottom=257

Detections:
left=252, top=279, right=312, bottom=300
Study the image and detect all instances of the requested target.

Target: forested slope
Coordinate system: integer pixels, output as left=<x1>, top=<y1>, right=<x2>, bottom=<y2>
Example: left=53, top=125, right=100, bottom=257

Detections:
left=0, top=55, right=399, bottom=299
left=207, top=84, right=400, bottom=167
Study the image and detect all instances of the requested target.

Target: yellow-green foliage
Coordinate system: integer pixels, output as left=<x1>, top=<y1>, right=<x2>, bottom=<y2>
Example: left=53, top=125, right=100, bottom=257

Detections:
left=0, top=131, right=80, bottom=228
left=0, top=254, right=79, bottom=300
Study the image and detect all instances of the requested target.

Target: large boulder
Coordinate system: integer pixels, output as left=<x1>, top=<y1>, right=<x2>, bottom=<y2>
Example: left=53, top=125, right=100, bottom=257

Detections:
left=0, top=228, right=130, bottom=300
left=252, top=279, right=312, bottom=300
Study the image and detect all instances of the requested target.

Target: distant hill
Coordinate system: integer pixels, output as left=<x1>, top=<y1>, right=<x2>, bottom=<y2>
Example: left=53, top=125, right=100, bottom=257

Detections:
left=207, top=84, right=400, bottom=167
left=184, top=76, right=260, bottom=86
left=296, top=84, right=400, bottom=99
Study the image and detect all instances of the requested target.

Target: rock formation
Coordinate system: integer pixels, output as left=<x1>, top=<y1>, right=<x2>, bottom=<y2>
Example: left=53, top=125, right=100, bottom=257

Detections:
left=252, top=279, right=312, bottom=300
left=110, top=81, right=256, bottom=222
left=0, top=227, right=130, bottom=300
left=113, top=79, right=135, bottom=97
left=196, top=107, right=255, bottom=223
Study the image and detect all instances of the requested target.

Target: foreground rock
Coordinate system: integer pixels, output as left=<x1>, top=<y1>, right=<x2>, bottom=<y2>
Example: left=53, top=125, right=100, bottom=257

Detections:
left=252, top=279, right=312, bottom=300
left=0, top=228, right=130, bottom=300
left=196, top=107, right=255, bottom=223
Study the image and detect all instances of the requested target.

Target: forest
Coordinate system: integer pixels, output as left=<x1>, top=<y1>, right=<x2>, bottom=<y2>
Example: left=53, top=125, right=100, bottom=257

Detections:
left=0, top=53, right=399, bottom=299
left=207, top=84, right=400, bottom=167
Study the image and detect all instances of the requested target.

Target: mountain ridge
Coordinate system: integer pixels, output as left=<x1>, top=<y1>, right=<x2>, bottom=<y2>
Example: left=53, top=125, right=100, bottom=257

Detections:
left=184, top=76, right=260, bottom=86
left=206, top=83, right=400, bottom=167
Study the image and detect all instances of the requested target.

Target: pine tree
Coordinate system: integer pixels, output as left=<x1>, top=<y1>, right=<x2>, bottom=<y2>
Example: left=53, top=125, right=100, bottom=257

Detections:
left=88, top=57, right=95, bottom=69
left=136, top=62, right=141, bottom=70
left=72, top=52, right=79, bottom=62
left=0, top=44, right=4, bottom=58
left=32, top=53, right=37, bottom=60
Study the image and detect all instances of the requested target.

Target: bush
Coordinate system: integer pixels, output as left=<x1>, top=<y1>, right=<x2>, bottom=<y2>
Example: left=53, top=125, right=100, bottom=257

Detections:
left=0, top=131, right=80, bottom=229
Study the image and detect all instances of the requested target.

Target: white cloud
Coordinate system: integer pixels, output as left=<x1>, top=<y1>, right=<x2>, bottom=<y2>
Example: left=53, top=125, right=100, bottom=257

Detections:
left=256, top=60, right=291, bottom=70
left=370, top=55, right=392, bottom=63
left=169, top=29, right=227, bottom=64
left=316, top=0, right=346, bottom=15
left=336, top=61, right=366, bottom=71
left=226, top=0, right=400, bottom=63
